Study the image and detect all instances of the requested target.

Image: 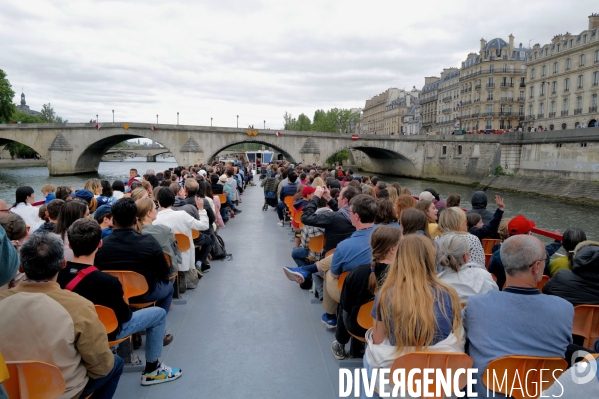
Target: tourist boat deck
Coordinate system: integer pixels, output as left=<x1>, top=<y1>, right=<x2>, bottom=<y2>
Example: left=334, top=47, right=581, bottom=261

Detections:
left=115, top=185, right=349, bottom=398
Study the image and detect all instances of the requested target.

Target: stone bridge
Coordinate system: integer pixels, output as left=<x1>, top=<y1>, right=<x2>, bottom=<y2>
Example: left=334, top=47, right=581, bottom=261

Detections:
left=1, top=122, right=598, bottom=184
left=104, top=147, right=173, bottom=161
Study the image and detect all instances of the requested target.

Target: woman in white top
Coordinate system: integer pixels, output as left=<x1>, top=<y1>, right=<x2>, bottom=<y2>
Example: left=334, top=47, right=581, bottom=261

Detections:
left=10, top=186, right=40, bottom=227
left=436, top=232, right=498, bottom=302
left=153, top=187, right=209, bottom=272
left=111, top=180, right=125, bottom=200
left=433, top=207, right=486, bottom=267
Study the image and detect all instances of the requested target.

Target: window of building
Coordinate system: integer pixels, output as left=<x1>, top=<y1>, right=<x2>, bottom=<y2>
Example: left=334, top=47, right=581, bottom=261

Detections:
left=563, top=98, right=569, bottom=111
left=580, top=54, right=586, bottom=67
left=530, top=86, right=535, bottom=98
left=593, top=94, right=598, bottom=107
left=577, top=96, right=583, bottom=110
left=545, top=48, right=549, bottom=56
left=534, top=52, right=538, bottom=60
left=531, top=68, right=536, bottom=79
left=521, top=65, right=526, bottom=73
left=552, top=81, right=558, bottom=93
left=489, top=64, right=495, bottom=73
left=581, top=142, right=587, bottom=147
left=566, top=58, right=572, bottom=70
left=553, top=62, right=558, bottom=73
left=502, top=64, right=507, bottom=72
left=486, top=120, right=492, bottom=129
left=519, top=106, right=524, bottom=116
left=541, top=84, right=546, bottom=96
left=551, top=101, right=556, bottom=113
left=584, top=34, right=588, bottom=44
left=565, top=78, right=570, bottom=91
left=487, top=105, right=493, bottom=114
left=578, top=75, right=584, bottom=89
left=551, top=125, right=555, bottom=131
left=442, top=146, right=447, bottom=155
left=570, top=39, right=574, bottom=48
left=488, top=92, right=494, bottom=101
left=540, top=103, right=545, bottom=115
left=594, top=71, right=599, bottom=86
left=529, top=104, right=534, bottom=116
left=558, top=44, right=562, bottom=52
left=542, top=65, right=546, bottom=76
left=562, top=123, right=567, bottom=129
left=457, top=145, right=463, bottom=155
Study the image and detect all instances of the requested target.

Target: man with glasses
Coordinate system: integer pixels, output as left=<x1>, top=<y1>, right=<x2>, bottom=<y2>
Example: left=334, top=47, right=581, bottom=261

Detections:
left=464, top=234, right=574, bottom=398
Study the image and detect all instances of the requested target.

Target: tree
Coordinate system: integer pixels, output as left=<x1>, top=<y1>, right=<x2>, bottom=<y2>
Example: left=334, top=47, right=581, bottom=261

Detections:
left=40, top=103, right=63, bottom=123
left=296, top=113, right=311, bottom=131
left=3, top=142, right=37, bottom=159
left=326, top=149, right=350, bottom=165
left=0, top=69, right=16, bottom=123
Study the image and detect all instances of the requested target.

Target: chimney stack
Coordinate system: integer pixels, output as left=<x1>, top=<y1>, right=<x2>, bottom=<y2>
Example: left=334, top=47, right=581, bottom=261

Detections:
left=508, top=34, right=514, bottom=57
left=589, top=13, right=599, bottom=30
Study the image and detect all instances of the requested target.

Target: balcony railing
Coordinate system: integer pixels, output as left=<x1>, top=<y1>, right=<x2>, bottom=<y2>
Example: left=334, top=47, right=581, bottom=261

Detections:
left=549, top=112, right=556, bottom=118
left=471, top=113, right=480, bottom=118
left=537, top=113, right=545, bottom=118
left=499, top=111, right=512, bottom=116
left=591, top=106, right=598, bottom=112
left=485, top=112, right=496, bottom=117
left=475, top=84, right=482, bottom=90
left=520, top=83, right=526, bottom=87
left=517, top=97, right=525, bottom=102
left=574, top=108, right=582, bottom=115
left=474, top=99, right=481, bottom=103
left=442, top=108, right=451, bottom=113
left=561, top=110, right=569, bottom=116
left=500, top=83, right=514, bottom=87
left=462, top=100, right=472, bottom=106
left=519, top=115, right=525, bottom=121
left=486, top=83, right=495, bottom=88
left=442, top=96, right=452, bottom=102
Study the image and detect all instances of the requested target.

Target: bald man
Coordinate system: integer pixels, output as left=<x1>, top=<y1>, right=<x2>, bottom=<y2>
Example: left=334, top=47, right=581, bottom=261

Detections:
left=464, top=235, right=574, bottom=398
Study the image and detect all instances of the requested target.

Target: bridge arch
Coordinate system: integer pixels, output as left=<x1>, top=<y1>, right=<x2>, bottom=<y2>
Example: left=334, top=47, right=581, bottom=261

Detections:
left=206, top=139, right=296, bottom=164
left=75, top=134, right=177, bottom=174
left=323, top=144, right=420, bottom=177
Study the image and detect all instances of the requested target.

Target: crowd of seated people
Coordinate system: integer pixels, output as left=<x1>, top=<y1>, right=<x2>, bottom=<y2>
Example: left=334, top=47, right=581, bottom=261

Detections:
left=0, top=160, right=251, bottom=397
left=269, top=164, right=597, bottom=397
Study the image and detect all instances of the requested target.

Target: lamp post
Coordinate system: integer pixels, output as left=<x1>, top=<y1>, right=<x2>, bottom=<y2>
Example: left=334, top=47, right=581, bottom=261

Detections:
left=96, top=114, right=98, bottom=123
left=237, top=115, right=239, bottom=128
left=112, top=110, right=114, bottom=123
left=177, top=112, right=179, bottom=125
left=156, top=114, right=158, bottom=124
left=211, top=117, right=212, bottom=127
left=264, top=120, right=265, bottom=129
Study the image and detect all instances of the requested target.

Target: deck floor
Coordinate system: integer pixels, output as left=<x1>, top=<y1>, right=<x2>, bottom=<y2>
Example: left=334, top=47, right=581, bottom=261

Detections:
left=114, top=184, right=351, bottom=398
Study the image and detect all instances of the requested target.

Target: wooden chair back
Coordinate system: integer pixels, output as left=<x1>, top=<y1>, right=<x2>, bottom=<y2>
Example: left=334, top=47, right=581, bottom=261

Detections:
left=103, top=270, right=149, bottom=304
left=216, top=194, right=227, bottom=205
left=482, top=239, right=502, bottom=254
left=390, top=352, right=474, bottom=399
left=191, top=229, right=200, bottom=239
left=482, top=356, right=567, bottom=399
left=94, top=305, right=131, bottom=347
left=4, top=361, right=66, bottom=399
left=293, top=210, right=303, bottom=229
left=572, top=305, right=599, bottom=348
left=357, top=301, right=374, bottom=331
left=175, top=233, right=191, bottom=252
left=308, top=234, right=325, bottom=254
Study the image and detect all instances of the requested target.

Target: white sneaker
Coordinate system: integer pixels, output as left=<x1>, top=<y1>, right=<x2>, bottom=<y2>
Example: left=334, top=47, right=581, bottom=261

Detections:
left=277, top=221, right=284, bottom=227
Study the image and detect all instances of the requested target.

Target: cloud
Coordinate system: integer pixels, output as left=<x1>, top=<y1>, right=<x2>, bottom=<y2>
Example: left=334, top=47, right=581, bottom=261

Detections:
left=1, top=0, right=596, bottom=129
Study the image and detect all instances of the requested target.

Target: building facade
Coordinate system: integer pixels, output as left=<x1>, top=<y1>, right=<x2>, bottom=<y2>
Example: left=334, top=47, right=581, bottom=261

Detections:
left=403, top=102, right=421, bottom=135
left=435, top=68, right=461, bottom=135
left=459, top=35, right=530, bottom=133
left=15, top=92, right=41, bottom=116
left=525, top=14, right=599, bottom=130
left=362, top=88, right=401, bottom=134
left=419, top=77, right=441, bottom=134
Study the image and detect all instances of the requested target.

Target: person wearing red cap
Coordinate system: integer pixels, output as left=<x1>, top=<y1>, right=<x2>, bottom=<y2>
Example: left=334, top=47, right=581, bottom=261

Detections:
left=293, top=186, right=316, bottom=211
left=488, top=214, right=561, bottom=290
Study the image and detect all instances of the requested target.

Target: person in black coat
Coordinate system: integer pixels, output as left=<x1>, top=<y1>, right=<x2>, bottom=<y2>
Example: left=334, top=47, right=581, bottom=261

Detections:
left=544, top=240, right=599, bottom=306
left=466, top=191, right=495, bottom=225
left=467, top=195, right=504, bottom=240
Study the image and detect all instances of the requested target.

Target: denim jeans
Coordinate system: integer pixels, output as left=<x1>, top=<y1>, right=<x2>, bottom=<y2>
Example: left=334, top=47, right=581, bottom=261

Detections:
left=291, top=247, right=309, bottom=266
left=194, top=232, right=214, bottom=265
left=360, top=356, right=380, bottom=399
left=142, top=281, right=174, bottom=314
left=80, top=354, right=124, bottom=399
left=116, top=307, right=166, bottom=362
left=276, top=201, right=287, bottom=221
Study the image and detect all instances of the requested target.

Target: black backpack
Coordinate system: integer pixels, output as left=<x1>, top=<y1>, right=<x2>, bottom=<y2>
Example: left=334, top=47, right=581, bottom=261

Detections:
left=211, top=234, right=231, bottom=261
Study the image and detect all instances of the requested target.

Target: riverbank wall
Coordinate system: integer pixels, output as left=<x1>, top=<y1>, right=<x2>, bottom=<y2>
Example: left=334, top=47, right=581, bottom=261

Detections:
left=0, top=159, right=47, bottom=168
left=478, top=175, right=599, bottom=205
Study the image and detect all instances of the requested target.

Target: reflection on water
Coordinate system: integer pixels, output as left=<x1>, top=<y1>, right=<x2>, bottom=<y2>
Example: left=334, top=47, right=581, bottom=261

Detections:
left=0, top=159, right=597, bottom=240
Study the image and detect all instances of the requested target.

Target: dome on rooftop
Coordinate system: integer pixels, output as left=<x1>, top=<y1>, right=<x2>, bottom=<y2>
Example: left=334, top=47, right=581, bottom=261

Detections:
left=485, top=38, right=509, bottom=51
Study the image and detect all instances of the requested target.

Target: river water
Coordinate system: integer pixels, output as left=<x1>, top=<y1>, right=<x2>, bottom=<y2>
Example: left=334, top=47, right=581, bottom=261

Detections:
left=0, top=159, right=597, bottom=240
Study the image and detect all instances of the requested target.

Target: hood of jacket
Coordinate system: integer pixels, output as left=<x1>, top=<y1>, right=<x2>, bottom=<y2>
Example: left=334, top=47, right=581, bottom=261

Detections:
left=572, top=241, right=599, bottom=277
left=470, top=191, right=488, bottom=209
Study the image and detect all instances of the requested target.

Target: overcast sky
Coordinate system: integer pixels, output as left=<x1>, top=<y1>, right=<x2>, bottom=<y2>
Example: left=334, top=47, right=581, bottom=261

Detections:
left=1, top=1, right=596, bottom=129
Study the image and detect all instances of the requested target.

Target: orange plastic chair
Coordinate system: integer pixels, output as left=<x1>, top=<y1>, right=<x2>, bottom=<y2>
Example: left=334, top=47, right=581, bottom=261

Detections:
left=191, top=229, right=200, bottom=239
left=164, top=253, right=172, bottom=267
left=175, top=233, right=191, bottom=252
left=103, top=270, right=154, bottom=309
left=337, top=271, right=350, bottom=293
left=324, top=248, right=335, bottom=258
left=572, top=305, right=599, bottom=348
left=4, top=361, right=66, bottom=399
left=293, top=210, right=304, bottom=229
left=0, top=352, right=9, bottom=385
left=389, top=352, right=474, bottom=399
left=284, top=196, right=295, bottom=225
left=308, top=234, right=325, bottom=254
left=94, top=305, right=131, bottom=347
left=347, top=301, right=375, bottom=343
left=216, top=194, right=227, bottom=206
left=482, top=356, right=567, bottom=399
left=536, top=275, right=549, bottom=291
left=482, top=238, right=502, bottom=254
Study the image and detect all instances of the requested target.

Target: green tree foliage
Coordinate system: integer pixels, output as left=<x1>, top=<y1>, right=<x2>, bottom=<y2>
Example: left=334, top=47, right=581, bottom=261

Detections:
left=3, top=142, right=37, bottom=159
left=326, top=149, right=350, bottom=165
left=296, top=114, right=311, bottom=131
left=39, top=103, right=63, bottom=123
left=0, top=69, right=16, bottom=123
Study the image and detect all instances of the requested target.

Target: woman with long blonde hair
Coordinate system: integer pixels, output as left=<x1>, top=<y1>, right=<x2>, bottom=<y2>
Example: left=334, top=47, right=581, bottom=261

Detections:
left=434, top=207, right=486, bottom=267
left=83, top=178, right=102, bottom=197
left=385, top=186, right=398, bottom=205
left=363, top=235, right=463, bottom=394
